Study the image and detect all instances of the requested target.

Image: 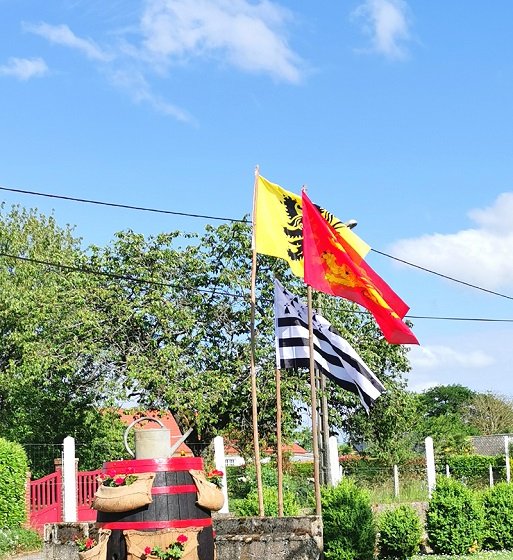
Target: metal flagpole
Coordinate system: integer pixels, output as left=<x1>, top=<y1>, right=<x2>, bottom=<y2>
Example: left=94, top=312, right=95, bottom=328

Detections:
left=250, top=165, right=265, bottom=516
left=276, top=367, right=284, bottom=517
left=307, top=285, right=322, bottom=515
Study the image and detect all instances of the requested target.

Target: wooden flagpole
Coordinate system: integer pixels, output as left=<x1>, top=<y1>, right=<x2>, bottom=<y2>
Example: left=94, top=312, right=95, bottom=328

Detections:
left=307, top=285, right=322, bottom=515
left=276, top=367, right=284, bottom=517
left=250, top=165, right=265, bottom=516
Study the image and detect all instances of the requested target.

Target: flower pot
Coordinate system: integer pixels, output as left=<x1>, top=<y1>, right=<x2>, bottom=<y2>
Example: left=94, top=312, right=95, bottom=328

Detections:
left=93, top=473, right=156, bottom=513
left=78, top=529, right=111, bottom=560
left=189, top=470, right=224, bottom=512
left=124, top=528, right=199, bottom=560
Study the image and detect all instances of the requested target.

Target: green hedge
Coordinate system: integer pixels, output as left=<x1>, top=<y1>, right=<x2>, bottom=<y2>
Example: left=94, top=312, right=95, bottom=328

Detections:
left=426, top=476, right=484, bottom=555
left=321, top=478, right=376, bottom=560
left=444, top=455, right=510, bottom=487
left=0, top=438, right=29, bottom=527
left=378, top=504, right=423, bottom=560
left=482, top=482, right=513, bottom=550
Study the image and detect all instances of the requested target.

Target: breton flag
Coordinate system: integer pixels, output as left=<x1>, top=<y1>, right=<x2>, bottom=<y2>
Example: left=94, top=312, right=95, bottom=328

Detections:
left=274, top=279, right=386, bottom=412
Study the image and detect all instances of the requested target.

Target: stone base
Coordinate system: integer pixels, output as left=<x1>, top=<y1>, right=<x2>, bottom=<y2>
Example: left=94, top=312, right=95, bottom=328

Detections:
left=43, top=516, right=323, bottom=560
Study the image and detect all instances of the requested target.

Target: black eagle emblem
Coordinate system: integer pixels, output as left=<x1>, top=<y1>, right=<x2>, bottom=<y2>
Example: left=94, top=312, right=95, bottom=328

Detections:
left=281, top=193, right=346, bottom=262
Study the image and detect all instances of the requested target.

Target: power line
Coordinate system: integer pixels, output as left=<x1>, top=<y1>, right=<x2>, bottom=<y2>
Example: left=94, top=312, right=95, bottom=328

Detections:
left=0, top=251, right=511, bottom=323
left=0, top=185, right=248, bottom=223
left=2, top=183, right=513, bottom=302
left=371, top=249, right=513, bottom=302
left=0, top=252, right=243, bottom=299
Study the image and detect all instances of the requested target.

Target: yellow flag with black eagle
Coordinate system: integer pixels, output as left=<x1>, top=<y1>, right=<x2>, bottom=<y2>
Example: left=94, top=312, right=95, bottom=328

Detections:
left=254, top=175, right=370, bottom=278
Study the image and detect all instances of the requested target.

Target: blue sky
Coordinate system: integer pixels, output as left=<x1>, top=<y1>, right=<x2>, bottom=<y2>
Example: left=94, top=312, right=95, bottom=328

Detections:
left=2, top=0, right=513, bottom=396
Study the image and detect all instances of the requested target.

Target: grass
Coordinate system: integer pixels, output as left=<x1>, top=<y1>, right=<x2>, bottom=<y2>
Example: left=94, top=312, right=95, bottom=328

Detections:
left=413, top=554, right=513, bottom=560
left=0, top=527, right=42, bottom=559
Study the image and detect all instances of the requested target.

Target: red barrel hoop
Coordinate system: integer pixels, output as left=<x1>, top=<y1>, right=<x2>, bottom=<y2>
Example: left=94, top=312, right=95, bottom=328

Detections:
left=96, top=457, right=214, bottom=560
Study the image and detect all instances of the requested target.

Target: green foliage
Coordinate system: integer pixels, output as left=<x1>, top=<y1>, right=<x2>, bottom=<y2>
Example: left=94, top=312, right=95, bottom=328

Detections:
left=227, top=462, right=311, bottom=513
left=321, top=478, right=376, bottom=560
left=0, top=206, right=413, bottom=460
left=339, top=384, right=419, bottom=465
left=0, top=438, right=28, bottom=527
left=230, top=486, right=300, bottom=517
left=445, top=455, right=508, bottom=488
left=426, top=476, right=484, bottom=555
left=378, top=505, right=423, bottom=559
left=482, top=482, right=513, bottom=550
left=467, top=393, right=513, bottom=435
left=0, top=526, right=42, bottom=558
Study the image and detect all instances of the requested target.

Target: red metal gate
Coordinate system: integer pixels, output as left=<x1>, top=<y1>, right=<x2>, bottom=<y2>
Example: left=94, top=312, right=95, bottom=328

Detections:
left=77, top=469, right=101, bottom=522
left=29, top=471, right=62, bottom=529
left=29, top=469, right=101, bottom=531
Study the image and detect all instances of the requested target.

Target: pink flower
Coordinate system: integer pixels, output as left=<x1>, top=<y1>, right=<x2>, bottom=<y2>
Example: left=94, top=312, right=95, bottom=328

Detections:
left=176, top=534, right=188, bottom=544
left=144, top=546, right=152, bottom=555
left=114, top=476, right=125, bottom=485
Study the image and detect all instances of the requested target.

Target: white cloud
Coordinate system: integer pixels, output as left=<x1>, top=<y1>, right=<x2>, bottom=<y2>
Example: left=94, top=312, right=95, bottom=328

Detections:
left=24, top=22, right=112, bottom=62
left=23, top=1, right=303, bottom=121
left=352, top=0, right=411, bottom=59
left=139, top=0, right=302, bottom=82
left=409, top=345, right=495, bottom=370
left=109, top=68, right=193, bottom=123
left=0, top=57, right=48, bottom=80
left=391, top=192, right=513, bottom=290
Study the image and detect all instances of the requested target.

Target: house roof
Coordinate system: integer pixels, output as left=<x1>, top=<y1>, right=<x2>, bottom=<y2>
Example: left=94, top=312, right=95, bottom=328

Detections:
left=225, top=441, right=308, bottom=456
left=117, top=409, right=193, bottom=456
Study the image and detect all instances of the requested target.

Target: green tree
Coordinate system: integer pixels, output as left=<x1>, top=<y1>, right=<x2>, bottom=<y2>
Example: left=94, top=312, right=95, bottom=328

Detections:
left=0, top=206, right=414, bottom=470
left=467, top=392, right=513, bottom=435
left=415, top=385, right=477, bottom=455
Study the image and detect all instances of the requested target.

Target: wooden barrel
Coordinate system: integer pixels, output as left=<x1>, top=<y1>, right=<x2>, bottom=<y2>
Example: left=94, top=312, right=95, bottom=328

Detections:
left=96, top=458, right=214, bottom=560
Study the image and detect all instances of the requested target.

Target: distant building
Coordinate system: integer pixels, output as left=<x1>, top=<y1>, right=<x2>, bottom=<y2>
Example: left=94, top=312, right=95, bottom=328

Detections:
left=471, top=434, right=512, bottom=456
left=224, top=441, right=312, bottom=466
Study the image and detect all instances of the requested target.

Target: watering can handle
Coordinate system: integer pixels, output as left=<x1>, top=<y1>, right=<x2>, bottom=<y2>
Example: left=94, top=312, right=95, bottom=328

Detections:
left=123, top=416, right=166, bottom=458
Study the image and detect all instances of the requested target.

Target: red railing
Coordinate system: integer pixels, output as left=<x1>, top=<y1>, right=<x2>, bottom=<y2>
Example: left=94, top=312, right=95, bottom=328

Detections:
left=29, top=468, right=101, bottom=529
left=77, top=469, right=101, bottom=521
left=29, top=470, right=62, bottom=530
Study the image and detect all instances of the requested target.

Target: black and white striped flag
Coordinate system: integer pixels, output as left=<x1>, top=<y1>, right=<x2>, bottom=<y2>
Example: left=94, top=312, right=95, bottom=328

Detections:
left=274, top=279, right=386, bottom=412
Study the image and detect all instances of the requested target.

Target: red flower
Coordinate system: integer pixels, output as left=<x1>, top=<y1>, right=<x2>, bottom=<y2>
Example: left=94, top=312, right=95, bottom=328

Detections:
left=85, top=539, right=95, bottom=550
left=114, top=476, right=125, bottom=485
left=211, top=469, right=223, bottom=477
left=144, top=546, right=152, bottom=555
left=176, top=534, right=188, bottom=544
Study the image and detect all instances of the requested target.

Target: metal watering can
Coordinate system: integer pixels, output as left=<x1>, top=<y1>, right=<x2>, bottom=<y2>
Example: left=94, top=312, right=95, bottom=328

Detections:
left=123, top=416, right=193, bottom=459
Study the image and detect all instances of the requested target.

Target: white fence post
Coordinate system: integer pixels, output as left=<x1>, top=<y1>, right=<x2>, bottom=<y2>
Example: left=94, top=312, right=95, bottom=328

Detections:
left=445, top=464, right=450, bottom=478
left=328, top=436, right=341, bottom=486
left=489, top=464, right=494, bottom=487
left=62, top=436, right=77, bottom=522
left=505, top=435, right=511, bottom=483
left=425, top=437, right=436, bottom=498
left=214, top=436, right=229, bottom=513
left=393, top=465, right=399, bottom=498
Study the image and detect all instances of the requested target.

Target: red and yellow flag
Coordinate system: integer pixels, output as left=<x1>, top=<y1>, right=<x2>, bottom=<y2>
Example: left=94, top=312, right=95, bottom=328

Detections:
left=254, top=175, right=370, bottom=278
left=302, top=191, right=418, bottom=345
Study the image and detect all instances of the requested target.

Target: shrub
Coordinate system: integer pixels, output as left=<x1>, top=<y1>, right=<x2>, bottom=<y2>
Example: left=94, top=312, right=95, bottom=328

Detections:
left=0, top=526, right=42, bottom=558
left=482, top=482, right=513, bottom=550
left=230, top=486, right=300, bottom=517
left=378, top=505, right=423, bottom=559
left=444, top=454, right=508, bottom=487
left=321, top=478, right=376, bottom=560
left=0, top=438, right=29, bottom=527
left=426, top=476, right=484, bottom=555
